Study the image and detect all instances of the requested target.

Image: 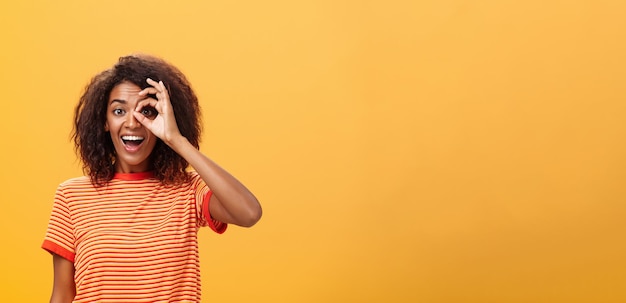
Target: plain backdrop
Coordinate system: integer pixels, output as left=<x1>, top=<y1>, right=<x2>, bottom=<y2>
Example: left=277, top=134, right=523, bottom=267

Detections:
left=1, top=0, right=625, bottom=302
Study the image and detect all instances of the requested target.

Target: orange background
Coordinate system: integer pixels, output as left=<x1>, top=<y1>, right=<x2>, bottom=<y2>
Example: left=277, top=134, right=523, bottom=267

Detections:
left=1, top=1, right=626, bottom=302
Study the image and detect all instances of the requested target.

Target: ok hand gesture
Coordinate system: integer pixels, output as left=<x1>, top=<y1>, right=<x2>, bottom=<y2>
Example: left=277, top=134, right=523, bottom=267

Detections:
left=134, top=78, right=183, bottom=147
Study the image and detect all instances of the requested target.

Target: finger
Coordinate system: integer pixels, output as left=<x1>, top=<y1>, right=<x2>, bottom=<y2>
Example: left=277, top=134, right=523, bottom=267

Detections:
left=146, top=78, right=167, bottom=94
left=135, top=98, right=159, bottom=113
left=138, top=86, right=159, bottom=96
left=158, top=80, right=168, bottom=95
left=138, top=89, right=167, bottom=107
left=146, top=77, right=159, bottom=87
left=145, top=78, right=170, bottom=103
left=132, top=110, right=152, bottom=127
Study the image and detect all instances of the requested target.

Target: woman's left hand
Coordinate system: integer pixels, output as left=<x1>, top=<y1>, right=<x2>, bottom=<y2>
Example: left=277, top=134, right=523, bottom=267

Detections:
left=134, top=78, right=183, bottom=146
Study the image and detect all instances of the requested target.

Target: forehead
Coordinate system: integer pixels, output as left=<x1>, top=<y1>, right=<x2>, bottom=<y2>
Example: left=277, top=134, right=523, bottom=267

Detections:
left=109, top=81, right=142, bottom=101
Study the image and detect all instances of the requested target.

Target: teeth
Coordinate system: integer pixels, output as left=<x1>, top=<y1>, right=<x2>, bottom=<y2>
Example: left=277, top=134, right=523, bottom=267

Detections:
left=122, top=135, right=144, bottom=141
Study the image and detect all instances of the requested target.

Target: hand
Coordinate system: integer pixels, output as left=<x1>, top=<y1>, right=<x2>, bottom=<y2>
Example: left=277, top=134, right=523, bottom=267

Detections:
left=134, top=78, right=183, bottom=146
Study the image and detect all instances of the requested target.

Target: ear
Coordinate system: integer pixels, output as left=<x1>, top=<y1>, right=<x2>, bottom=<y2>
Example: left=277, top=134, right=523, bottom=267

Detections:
left=104, top=121, right=109, bottom=131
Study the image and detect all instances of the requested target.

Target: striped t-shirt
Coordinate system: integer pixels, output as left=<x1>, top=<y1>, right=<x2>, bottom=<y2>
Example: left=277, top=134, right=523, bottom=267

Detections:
left=42, top=171, right=227, bottom=303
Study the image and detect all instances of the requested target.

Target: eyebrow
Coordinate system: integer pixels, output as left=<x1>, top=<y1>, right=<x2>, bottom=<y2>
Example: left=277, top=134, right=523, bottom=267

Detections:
left=109, top=97, right=151, bottom=106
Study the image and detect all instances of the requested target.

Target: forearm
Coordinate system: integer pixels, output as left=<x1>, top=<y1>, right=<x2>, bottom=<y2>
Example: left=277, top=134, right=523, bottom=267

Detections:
left=50, top=293, right=75, bottom=303
left=51, top=254, right=76, bottom=303
left=170, top=136, right=262, bottom=227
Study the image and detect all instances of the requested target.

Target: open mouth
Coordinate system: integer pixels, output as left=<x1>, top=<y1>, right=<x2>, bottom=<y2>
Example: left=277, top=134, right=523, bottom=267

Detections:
left=121, top=135, right=145, bottom=148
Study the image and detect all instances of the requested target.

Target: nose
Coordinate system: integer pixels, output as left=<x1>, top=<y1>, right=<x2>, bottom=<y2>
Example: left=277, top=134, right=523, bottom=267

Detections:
left=125, top=112, right=141, bottom=129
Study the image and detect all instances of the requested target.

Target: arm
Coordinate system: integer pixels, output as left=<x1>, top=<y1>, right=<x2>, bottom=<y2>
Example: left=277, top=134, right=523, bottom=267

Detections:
left=171, top=138, right=262, bottom=227
left=50, top=254, right=75, bottom=303
left=134, top=78, right=262, bottom=227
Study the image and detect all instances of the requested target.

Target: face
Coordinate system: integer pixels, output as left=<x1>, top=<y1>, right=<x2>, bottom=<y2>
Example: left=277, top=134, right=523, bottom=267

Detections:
left=105, top=81, right=158, bottom=173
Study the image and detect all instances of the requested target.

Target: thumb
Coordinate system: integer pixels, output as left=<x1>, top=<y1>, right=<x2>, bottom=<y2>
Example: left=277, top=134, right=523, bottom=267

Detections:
left=133, top=111, right=152, bottom=128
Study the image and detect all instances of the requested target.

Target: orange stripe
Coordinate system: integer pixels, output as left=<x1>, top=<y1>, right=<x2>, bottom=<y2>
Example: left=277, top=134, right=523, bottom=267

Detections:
left=42, top=172, right=225, bottom=302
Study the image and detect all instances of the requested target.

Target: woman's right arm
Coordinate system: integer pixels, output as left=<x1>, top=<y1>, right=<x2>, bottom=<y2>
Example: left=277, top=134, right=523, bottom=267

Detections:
left=50, top=254, right=75, bottom=303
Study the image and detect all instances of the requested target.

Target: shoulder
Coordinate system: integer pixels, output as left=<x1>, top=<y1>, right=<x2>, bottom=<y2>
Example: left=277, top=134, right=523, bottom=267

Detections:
left=181, top=171, right=206, bottom=190
left=186, top=171, right=201, bottom=180
left=56, top=176, right=95, bottom=193
left=58, top=176, right=92, bottom=188
left=186, top=171, right=203, bottom=185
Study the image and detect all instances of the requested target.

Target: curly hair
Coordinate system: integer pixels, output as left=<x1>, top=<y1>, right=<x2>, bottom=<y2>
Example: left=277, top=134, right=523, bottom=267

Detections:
left=73, top=54, right=202, bottom=186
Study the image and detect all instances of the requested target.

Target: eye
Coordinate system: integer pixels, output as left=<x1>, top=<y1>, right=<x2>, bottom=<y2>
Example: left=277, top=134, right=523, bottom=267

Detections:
left=112, top=108, right=125, bottom=115
left=140, top=106, right=157, bottom=118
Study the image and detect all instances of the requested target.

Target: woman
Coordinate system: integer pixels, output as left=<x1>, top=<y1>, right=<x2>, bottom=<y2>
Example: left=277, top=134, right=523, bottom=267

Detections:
left=42, top=54, right=262, bottom=303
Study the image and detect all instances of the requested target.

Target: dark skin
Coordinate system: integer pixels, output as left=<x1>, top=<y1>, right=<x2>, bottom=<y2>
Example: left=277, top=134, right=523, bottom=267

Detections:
left=51, top=255, right=75, bottom=303
left=50, top=79, right=262, bottom=303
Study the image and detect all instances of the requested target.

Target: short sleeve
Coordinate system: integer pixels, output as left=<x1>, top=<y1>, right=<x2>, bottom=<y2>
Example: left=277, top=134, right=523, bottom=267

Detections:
left=191, top=173, right=227, bottom=234
left=42, top=185, right=76, bottom=262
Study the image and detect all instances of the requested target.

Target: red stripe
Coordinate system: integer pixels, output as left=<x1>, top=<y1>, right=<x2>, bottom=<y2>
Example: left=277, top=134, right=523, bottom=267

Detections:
left=42, top=240, right=75, bottom=262
left=42, top=172, right=226, bottom=302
